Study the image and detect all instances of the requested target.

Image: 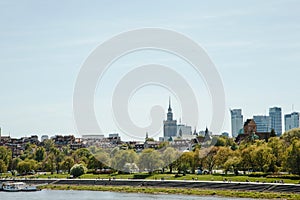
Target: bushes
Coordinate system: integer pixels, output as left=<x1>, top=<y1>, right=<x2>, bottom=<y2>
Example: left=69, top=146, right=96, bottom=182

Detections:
left=248, top=172, right=270, bottom=177
left=70, top=164, right=87, bottom=177
left=266, top=174, right=300, bottom=180
left=133, top=174, right=151, bottom=179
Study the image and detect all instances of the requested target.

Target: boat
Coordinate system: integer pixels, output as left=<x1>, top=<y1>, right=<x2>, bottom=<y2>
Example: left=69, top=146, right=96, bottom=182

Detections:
left=1, top=182, right=39, bottom=192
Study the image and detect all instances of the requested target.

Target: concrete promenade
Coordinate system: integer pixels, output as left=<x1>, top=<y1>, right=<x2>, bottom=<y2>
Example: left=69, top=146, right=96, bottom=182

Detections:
left=3, top=178, right=299, bottom=193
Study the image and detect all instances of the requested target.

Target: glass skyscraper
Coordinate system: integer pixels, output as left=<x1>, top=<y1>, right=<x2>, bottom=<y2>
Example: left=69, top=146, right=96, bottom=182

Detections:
left=253, top=115, right=271, bottom=132
left=230, top=109, right=243, bottom=138
left=269, top=107, right=282, bottom=136
left=284, top=112, right=300, bottom=131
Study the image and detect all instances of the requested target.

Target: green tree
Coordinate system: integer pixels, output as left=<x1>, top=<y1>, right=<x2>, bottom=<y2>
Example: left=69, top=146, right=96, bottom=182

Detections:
left=250, top=143, right=276, bottom=172
left=282, top=128, right=300, bottom=144
left=176, top=151, right=195, bottom=174
left=284, top=139, right=300, bottom=175
left=223, top=156, right=241, bottom=174
left=72, top=148, right=92, bottom=165
left=16, top=159, right=37, bottom=174
left=212, top=137, right=226, bottom=147
left=11, top=157, right=21, bottom=171
left=35, top=147, right=45, bottom=162
left=70, top=163, right=87, bottom=177
left=267, top=137, right=285, bottom=172
left=43, top=139, right=55, bottom=152
left=51, top=147, right=64, bottom=174
left=202, top=146, right=219, bottom=174
left=0, top=146, right=12, bottom=170
left=270, top=129, right=276, bottom=137
left=162, top=147, right=178, bottom=173
left=44, top=153, right=56, bottom=174
left=94, top=149, right=110, bottom=168
left=61, top=156, right=74, bottom=173
left=0, top=159, right=7, bottom=173
left=138, top=149, right=162, bottom=173
left=111, top=150, right=138, bottom=172
left=214, top=146, right=234, bottom=173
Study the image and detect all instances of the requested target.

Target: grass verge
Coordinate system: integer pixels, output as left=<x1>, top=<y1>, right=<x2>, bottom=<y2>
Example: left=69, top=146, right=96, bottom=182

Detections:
left=39, top=184, right=300, bottom=200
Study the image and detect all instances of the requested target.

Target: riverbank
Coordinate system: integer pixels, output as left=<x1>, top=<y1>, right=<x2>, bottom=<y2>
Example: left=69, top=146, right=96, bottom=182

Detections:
left=39, top=184, right=300, bottom=200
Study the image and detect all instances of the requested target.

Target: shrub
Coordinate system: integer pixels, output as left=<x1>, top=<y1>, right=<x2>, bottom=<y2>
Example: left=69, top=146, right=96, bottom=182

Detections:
left=70, top=164, right=87, bottom=177
left=266, top=174, right=300, bottom=180
left=133, top=174, right=151, bottom=179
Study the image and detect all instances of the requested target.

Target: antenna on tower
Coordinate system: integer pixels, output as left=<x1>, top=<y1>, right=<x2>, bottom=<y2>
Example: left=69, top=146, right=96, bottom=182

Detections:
left=292, top=104, right=295, bottom=112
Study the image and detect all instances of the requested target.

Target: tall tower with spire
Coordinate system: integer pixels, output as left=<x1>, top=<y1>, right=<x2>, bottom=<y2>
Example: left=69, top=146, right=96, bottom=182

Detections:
left=163, top=97, right=177, bottom=139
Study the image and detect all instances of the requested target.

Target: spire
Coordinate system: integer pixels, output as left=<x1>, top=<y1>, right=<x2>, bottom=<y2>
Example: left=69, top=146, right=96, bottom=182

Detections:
left=168, top=96, right=172, bottom=111
left=167, top=97, right=173, bottom=121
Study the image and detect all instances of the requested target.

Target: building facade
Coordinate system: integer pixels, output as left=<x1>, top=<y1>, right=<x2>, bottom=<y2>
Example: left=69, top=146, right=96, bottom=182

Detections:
left=163, top=99, right=177, bottom=138
left=230, top=109, right=243, bottom=138
left=285, top=112, right=300, bottom=131
left=269, top=107, right=282, bottom=136
left=253, top=115, right=271, bottom=132
left=177, top=124, right=192, bottom=137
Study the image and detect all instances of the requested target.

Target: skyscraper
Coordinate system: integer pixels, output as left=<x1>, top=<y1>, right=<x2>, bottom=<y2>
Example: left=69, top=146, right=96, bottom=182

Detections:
left=230, top=109, right=243, bottom=138
left=285, top=112, right=300, bottom=131
left=253, top=115, right=271, bottom=132
left=269, top=107, right=282, bottom=136
left=163, top=98, right=177, bottom=138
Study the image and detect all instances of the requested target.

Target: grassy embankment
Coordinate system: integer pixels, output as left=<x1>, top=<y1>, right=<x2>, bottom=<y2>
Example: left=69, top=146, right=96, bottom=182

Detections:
left=39, top=184, right=300, bottom=200
left=3, top=173, right=299, bottom=184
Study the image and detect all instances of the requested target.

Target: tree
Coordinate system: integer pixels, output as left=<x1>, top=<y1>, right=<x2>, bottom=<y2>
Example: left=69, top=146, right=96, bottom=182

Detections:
left=93, top=149, right=110, bottom=168
left=284, top=139, right=300, bottom=175
left=282, top=128, right=300, bottom=144
left=267, top=137, right=285, bottom=172
left=35, top=147, right=45, bottom=162
left=0, top=159, right=7, bottom=173
left=176, top=151, right=195, bottom=174
left=202, top=146, right=219, bottom=174
left=212, top=137, right=226, bottom=147
left=44, top=139, right=55, bottom=152
left=44, top=153, right=56, bottom=174
left=270, top=129, right=276, bottom=137
left=61, top=156, right=74, bottom=174
left=0, top=146, right=12, bottom=170
left=16, top=159, right=37, bottom=174
left=138, top=149, right=162, bottom=173
left=51, top=147, right=64, bottom=174
left=214, top=147, right=234, bottom=173
left=250, top=143, right=276, bottom=172
left=224, top=157, right=241, bottom=175
left=111, top=150, right=138, bottom=172
left=70, top=163, right=87, bottom=177
left=11, top=157, right=21, bottom=171
left=72, top=148, right=92, bottom=165
left=162, top=147, right=178, bottom=173
left=239, top=144, right=256, bottom=172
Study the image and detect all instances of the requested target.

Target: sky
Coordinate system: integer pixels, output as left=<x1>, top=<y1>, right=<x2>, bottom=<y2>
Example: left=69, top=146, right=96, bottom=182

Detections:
left=0, top=0, right=300, bottom=140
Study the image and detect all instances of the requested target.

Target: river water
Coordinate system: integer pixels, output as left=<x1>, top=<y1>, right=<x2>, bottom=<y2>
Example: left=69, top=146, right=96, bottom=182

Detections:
left=0, top=190, right=255, bottom=200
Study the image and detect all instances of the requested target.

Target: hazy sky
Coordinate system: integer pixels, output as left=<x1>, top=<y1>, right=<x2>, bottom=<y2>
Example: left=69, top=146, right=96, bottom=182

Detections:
left=1, top=0, right=300, bottom=140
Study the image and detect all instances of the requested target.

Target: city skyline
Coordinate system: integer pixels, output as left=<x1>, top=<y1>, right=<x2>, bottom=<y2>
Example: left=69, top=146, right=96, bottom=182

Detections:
left=1, top=1, right=300, bottom=139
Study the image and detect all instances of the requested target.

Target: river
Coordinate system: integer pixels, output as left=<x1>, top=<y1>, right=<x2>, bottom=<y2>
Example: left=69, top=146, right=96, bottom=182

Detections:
left=0, top=190, right=256, bottom=200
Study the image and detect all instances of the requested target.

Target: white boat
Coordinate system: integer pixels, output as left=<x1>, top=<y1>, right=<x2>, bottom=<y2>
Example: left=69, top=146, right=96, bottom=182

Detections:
left=2, top=182, right=25, bottom=192
left=2, top=182, right=39, bottom=192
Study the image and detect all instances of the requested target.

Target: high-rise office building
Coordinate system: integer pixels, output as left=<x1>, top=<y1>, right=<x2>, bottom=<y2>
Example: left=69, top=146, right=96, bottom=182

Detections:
left=269, top=107, right=282, bottom=136
left=253, top=115, right=271, bottom=132
left=285, top=112, right=300, bottom=131
left=230, top=109, right=243, bottom=138
left=163, top=98, right=177, bottom=138
left=177, top=124, right=192, bottom=136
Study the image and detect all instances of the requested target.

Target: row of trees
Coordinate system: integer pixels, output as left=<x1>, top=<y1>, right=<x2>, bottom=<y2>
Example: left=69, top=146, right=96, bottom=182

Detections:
left=0, top=128, right=300, bottom=176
